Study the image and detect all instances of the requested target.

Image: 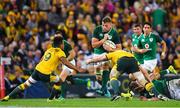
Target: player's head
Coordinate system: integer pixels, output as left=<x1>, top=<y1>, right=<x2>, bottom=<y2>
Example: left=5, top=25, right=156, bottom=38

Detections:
left=143, top=22, right=152, bottom=34
left=54, top=31, right=63, bottom=37
left=133, top=24, right=142, bottom=35
left=102, top=16, right=112, bottom=32
left=129, top=80, right=144, bottom=92
left=52, top=34, right=64, bottom=49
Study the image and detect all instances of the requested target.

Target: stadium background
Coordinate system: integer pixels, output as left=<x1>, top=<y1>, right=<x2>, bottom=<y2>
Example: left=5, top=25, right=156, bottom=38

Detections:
left=0, top=0, right=180, bottom=99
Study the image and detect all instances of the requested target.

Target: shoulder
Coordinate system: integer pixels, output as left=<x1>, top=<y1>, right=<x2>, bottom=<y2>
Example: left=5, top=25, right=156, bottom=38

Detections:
left=132, top=33, right=136, bottom=38
left=95, top=25, right=102, bottom=30
left=151, top=32, right=159, bottom=37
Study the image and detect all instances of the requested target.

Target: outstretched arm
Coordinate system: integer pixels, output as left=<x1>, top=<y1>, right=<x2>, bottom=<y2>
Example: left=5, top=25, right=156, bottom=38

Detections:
left=86, top=54, right=108, bottom=64
left=60, top=57, right=86, bottom=73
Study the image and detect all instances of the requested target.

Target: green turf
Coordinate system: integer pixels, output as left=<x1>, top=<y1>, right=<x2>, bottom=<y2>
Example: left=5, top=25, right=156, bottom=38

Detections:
left=0, top=98, right=180, bottom=107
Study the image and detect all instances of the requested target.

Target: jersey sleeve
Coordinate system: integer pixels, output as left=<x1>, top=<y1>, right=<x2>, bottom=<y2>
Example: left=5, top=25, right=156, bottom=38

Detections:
left=93, top=27, right=99, bottom=39
left=66, top=41, right=73, bottom=51
left=57, top=50, right=66, bottom=58
left=155, top=34, right=163, bottom=43
left=113, top=31, right=121, bottom=44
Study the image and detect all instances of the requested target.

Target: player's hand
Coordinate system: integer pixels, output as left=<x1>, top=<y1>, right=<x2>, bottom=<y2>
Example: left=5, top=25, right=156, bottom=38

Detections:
left=103, top=34, right=109, bottom=41
left=140, top=49, right=150, bottom=53
left=103, top=44, right=114, bottom=52
left=78, top=68, right=87, bottom=73
left=86, top=59, right=92, bottom=64
left=161, top=52, right=166, bottom=59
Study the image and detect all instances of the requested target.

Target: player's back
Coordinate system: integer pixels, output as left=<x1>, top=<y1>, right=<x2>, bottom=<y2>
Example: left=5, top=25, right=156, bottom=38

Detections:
left=35, top=47, right=66, bottom=75
left=106, top=50, right=134, bottom=65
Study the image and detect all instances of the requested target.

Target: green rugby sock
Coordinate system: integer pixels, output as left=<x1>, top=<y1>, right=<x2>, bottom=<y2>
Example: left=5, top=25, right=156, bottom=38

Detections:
left=101, top=70, right=110, bottom=93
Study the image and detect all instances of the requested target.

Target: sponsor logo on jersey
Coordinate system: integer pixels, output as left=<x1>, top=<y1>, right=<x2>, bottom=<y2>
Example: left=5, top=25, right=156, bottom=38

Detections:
left=141, top=39, right=145, bottom=42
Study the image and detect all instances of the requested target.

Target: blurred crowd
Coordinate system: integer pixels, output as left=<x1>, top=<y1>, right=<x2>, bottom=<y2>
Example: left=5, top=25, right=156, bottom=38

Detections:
left=0, top=0, right=180, bottom=94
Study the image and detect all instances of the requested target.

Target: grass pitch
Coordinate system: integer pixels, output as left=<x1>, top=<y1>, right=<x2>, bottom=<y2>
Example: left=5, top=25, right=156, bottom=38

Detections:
left=0, top=98, right=180, bottom=107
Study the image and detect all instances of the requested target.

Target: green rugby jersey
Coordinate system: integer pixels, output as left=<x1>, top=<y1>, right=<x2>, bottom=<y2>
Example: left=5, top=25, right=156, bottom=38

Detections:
left=63, top=40, right=72, bottom=57
left=93, top=25, right=120, bottom=54
left=152, top=79, right=169, bottom=97
left=140, top=32, right=163, bottom=60
left=132, top=33, right=144, bottom=64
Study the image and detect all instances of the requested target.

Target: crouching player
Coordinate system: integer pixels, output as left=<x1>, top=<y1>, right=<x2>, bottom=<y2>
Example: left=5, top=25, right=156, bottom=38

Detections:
left=86, top=50, right=165, bottom=101
left=1, top=36, right=86, bottom=101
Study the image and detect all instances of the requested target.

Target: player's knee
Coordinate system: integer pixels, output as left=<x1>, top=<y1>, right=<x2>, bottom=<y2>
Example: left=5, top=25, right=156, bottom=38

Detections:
left=50, top=75, right=60, bottom=83
left=110, top=76, right=118, bottom=81
left=55, top=78, right=63, bottom=85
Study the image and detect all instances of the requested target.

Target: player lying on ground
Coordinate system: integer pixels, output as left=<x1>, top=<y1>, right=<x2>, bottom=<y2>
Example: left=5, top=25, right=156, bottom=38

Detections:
left=86, top=50, right=166, bottom=101
left=47, top=31, right=90, bottom=101
left=1, top=35, right=86, bottom=102
left=121, top=65, right=178, bottom=101
left=129, top=74, right=180, bottom=101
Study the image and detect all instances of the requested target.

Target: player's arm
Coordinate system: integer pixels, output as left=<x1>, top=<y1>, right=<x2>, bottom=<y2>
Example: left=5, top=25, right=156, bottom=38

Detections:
left=131, top=46, right=149, bottom=54
left=160, top=40, right=167, bottom=58
left=113, top=31, right=122, bottom=50
left=115, top=44, right=122, bottom=50
left=86, top=54, right=108, bottom=64
left=67, top=49, right=75, bottom=61
left=60, top=57, right=86, bottom=73
left=156, top=34, right=167, bottom=58
left=139, top=65, right=152, bottom=82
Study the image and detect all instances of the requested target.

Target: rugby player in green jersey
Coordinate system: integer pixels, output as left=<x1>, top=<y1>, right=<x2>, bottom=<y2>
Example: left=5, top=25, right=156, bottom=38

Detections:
left=129, top=73, right=180, bottom=101
left=140, top=22, right=166, bottom=76
left=131, top=24, right=149, bottom=64
left=92, top=16, right=121, bottom=97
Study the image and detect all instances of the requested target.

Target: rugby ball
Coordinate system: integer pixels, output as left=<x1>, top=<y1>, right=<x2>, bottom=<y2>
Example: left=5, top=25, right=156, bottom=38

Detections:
left=103, top=40, right=116, bottom=49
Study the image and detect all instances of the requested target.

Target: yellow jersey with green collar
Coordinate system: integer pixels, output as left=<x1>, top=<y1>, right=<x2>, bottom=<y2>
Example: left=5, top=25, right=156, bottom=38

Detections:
left=106, top=50, right=134, bottom=66
left=35, top=47, right=66, bottom=75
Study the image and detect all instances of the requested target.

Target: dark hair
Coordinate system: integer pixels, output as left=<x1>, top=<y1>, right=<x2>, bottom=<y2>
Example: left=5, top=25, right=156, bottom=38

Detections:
left=55, top=30, right=62, bottom=35
left=102, top=16, right=112, bottom=23
left=53, top=36, right=63, bottom=48
left=133, top=23, right=142, bottom=28
left=143, top=22, right=152, bottom=28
